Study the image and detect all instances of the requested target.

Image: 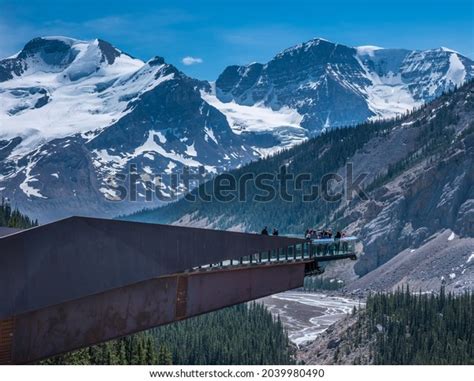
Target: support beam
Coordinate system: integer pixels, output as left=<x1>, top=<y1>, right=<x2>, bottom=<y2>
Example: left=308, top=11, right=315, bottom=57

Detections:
left=3, top=262, right=306, bottom=364
left=0, top=217, right=305, bottom=320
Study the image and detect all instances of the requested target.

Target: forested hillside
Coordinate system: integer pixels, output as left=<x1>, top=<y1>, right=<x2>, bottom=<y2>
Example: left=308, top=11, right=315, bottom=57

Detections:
left=125, top=82, right=471, bottom=235
left=0, top=198, right=38, bottom=228
left=299, top=288, right=474, bottom=365
left=125, top=115, right=399, bottom=232
left=367, top=288, right=473, bottom=364
left=41, top=303, right=294, bottom=365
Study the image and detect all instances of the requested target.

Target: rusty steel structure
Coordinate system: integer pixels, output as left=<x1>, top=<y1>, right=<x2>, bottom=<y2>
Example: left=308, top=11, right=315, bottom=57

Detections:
left=0, top=216, right=356, bottom=364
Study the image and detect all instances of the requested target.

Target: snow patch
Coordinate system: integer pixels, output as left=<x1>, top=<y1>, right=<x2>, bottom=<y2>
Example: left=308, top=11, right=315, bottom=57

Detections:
left=440, top=47, right=460, bottom=54
left=202, top=93, right=303, bottom=134
left=204, top=127, right=218, bottom=144
left=467, top=253, right=474, bottom=264
left=445, top=53, right=466, bottom=85
left=156, top=131, right=167, bottom=144
left=201, top=91, right=307, bottom=150
left=19, top=157, right=47, bottom=199
left=354, top=54, right=423, bottom=119
left=185, top=142, right=197, bottom=157
left=99, top=186, right=121, bottom=201
left=165, top=161, right=177, bottom=174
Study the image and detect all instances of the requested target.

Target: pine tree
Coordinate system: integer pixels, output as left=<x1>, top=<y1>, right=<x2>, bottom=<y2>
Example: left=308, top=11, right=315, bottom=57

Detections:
left=157, top=344, right=173, bottom=365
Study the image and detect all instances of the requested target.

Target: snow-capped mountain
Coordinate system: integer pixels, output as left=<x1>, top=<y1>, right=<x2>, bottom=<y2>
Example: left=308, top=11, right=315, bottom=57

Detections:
left=0, top=37, right=259, bottom=220
left=0, top=36, right=472, bottom=221
left=215, top=38, right=474, bottom=133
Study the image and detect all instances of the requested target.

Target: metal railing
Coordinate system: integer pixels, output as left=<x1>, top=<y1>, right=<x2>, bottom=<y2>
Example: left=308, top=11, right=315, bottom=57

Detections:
left=189, top=237, right=357, bottom=272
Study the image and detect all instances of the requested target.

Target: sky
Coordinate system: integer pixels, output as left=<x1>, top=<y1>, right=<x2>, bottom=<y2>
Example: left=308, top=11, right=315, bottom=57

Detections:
left=1, top=0, right=473, bottom=80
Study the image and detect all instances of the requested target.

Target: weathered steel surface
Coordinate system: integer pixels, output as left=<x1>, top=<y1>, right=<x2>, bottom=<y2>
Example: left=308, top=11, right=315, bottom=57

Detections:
left=0, top=216, right=305, bottom=319
left=7, top=262, right=306, bottom=364
left=0, top=318, right=15, bottom=364
left=175, top=275, right=188, bottom=319
left=186, top=263, right=305, bottom=316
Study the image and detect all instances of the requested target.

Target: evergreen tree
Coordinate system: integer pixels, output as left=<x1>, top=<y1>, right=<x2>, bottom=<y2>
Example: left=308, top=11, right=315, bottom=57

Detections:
left=157, top=344, right=173, bottom=365
left=0, top=198, right=38, bottom=228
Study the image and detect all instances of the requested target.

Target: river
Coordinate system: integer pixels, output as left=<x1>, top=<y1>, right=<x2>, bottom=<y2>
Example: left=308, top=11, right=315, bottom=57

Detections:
left=260, top=291, right=364, bottom=346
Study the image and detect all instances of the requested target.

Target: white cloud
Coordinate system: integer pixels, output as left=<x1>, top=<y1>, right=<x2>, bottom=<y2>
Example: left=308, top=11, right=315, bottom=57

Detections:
left=182, top=56, right=203, bottom=65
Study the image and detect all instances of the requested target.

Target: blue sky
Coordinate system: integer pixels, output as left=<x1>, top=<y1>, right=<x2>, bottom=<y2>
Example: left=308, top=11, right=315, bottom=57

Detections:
left=1, top=0, right=473, bottom=80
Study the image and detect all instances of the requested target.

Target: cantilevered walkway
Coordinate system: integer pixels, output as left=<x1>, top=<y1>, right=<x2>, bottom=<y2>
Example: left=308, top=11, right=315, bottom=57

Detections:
left=0, top=217, right=356, bottom=364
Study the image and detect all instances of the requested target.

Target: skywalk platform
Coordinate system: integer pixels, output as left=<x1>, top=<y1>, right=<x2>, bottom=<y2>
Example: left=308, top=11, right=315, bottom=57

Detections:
left=0, top=217, right=356, bottom=364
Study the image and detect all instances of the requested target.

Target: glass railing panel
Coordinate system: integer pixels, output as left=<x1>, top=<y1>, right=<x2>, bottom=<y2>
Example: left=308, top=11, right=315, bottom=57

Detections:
left=303, top=243, right=309, bottom=258
left=297, top=244, right=303, bottom=259
left=270, top=249, right=278, bottom=262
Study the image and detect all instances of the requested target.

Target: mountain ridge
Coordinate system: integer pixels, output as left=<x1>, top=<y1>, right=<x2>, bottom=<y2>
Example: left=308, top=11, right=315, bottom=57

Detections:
left=215, top=37, right=473, bottom=133
left=0, top=36, right=473, bottom=221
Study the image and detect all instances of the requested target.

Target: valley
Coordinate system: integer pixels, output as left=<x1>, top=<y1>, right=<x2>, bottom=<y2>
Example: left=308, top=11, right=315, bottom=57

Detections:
left=260, top=291, right=363, bottom=346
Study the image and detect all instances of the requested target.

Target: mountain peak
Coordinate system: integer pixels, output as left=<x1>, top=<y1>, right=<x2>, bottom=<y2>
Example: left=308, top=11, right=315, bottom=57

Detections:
left=148, top=56, right=166, bottom=66
left=38, top=36, right=81, bottom=44
left=279, top=37, right=335, bottom=56
left=437, top=46, right=461, bottom=55
left=17, top=36, right=79, bottom=63
left=12, top=36, right=127, bottom=64
left=96, top=38, right=122, bottom=65
left=305, top=37, right=333, bottom=45
left=0, top=36, right=145, bottom=83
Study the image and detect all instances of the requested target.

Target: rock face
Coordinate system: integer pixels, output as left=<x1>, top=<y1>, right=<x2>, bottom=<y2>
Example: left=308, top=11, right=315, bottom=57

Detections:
left=348, top=231, right=474, bottom=294
left=1, top=36, right=473, bottom=221
left=348, top=145, right=473, bottom=276
left=296, top=314, right=373, bottom=365
left=325, top=82, right=474, bottom=293
left=216, top=39, right=474, bottom=133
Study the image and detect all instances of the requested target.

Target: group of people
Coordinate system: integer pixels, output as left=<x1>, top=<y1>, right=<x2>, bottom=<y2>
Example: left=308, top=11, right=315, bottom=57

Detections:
left=260, top=226, right=346, bottom=239
left=305, top=228, right=346, bottom=240
left=261, top=226, right=279, bottom=236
